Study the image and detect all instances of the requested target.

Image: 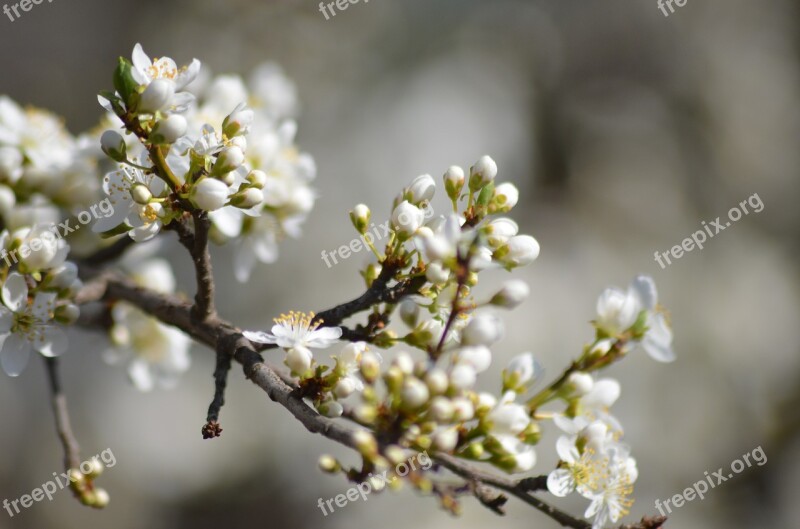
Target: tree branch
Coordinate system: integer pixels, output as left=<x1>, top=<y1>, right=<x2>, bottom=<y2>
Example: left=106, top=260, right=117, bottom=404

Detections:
left=43, top=357, right=82, bottom=471
left=74, top=273, right=667, bottom=528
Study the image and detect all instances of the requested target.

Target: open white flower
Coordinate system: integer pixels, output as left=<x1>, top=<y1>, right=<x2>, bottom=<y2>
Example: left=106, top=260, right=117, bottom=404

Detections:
left=93, top=166, right=167, bottom=241
left=0, top=273, right=67, bottom=376
left=244, top=311, right=342, bottom=350
left=130, top=43, right=200, bottom=113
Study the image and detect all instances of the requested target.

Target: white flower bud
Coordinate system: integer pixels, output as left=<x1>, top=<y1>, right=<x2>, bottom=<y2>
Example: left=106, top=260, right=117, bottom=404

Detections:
left=246, top=169, right=268, bottom=188
left=566, top=372, right=594, bottom=397
left=138, top=78, right=175, bottom=113
left=0, top=184, right=15, bottom=213
left=334, top=378, right=357, bottom=399
left=506, top=353, right=536, bottom=386
left=211, top=146, right=245, bottom=176
left=486, top=218, right=518, bottom=247
left=425, top=368, right=449, bottom=395
left=503, top=235, right=540, bottom=267
left=449, top=364, right=477, bottom=390
left=425, top=262, right=450, bottom=285
left=360, top=351, right=382, bottom=382
left=100, top=130, right=127, bottom=162
left=461, top=314, right=504, bottom=346
left=456, top=345, right=492, bottom=373
left=391, top=200, right=424, bottom=237
left=229, top=135, right=248, bottom=151
left=318, top=400, right=344, bottom=418
left=433, top=427, right=459, bottom=452
left=231, top=187, right=264, bottom=209
left=401, top=378, right=430, bottom=409
left=285, top=346, right=313, bottom=375
left=406, top=174, right=436, bottom=204
left=131, top=184, right=152, bottom=205
left=190, top=178, right=230, bottom=211
left=92, top=488, right=110, bottom=508
left=392, top=351, right=414, bottom=375
left=48, top=262, right=78, bottom=290
left=399, top=299, right=419, bottom=327
left=353, top=430, right=378, bottom=457
left=222, top=103, right=255, bottom=138
left=55, top=303, right=80, bottom=325
left=150, top=114, right=187, bottom=144
left=428, top=396, right=454, bottom=422
left=451, top=397, right=475, bottom=421
left=490, top=279, right=530, bottom=308
left=443, top=165, right=465, bottom=200
left=493, top=182, right=519, bottom=211
left=476, top=392, right=497, bottom=412
left=349, top=204, right=371, bottom=234
left=469, top=155, right=497, bottom=190
left=19, top=226, right=61, bottom=270
left=0, top=147, right=22, bottom=183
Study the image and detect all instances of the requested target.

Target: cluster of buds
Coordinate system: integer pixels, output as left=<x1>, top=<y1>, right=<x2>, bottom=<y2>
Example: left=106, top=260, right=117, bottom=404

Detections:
left=67, top=459, right=109, bottom=509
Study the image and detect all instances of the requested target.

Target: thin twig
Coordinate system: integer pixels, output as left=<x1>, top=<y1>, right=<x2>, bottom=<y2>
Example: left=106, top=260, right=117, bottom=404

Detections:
left=43, top=357, right=81, bottom=471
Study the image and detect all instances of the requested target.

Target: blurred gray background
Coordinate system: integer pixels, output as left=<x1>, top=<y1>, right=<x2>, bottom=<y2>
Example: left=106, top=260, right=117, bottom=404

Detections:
left=1, top=0, right=799, bottom=528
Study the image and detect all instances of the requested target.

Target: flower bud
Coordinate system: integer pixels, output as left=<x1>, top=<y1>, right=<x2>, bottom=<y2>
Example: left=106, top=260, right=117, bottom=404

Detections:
left=492, top=182, right=519, bottom=212
left=566, top=372, right=594, bottom=397
left=246, top=169, right=268, bottom=188
left=19, top=226, right=61, bottom=270
left=222, top=103, right=254, bottom=138
left=490, top=279, right=530, bottom=308
left=425, top=368, right=449, bottom=395
left=285, top=346, right=313, bottom=376
left=449, top=364, right=477, bottom=390
left=391, top=200, right=424, bottom=238
left=443, top=165, right=465, bottom=201
left=392, top=351, right=415, bottom=375
left=318, top=400, right=344, bottom=418
left=360, top=351, right=381, bottom=382
left=91, top=488, right=110, bottom=509
left=406, top=174, right=436, bottom=204
left=504, top=353, right=537, bottom=391
left=190, top=178, right=230, bottom=211
left=318, top=454, right=341, bottom=473
left=451, top=397, right=475, bottom=421
left=150, top=114, right=187, bottom=144
left=425, top=262, right=450, bottom=285
left=83, top=458, right=104, bottom=478
left=47, top=262, right=78, bottom=290
left=100, top=130, right=127, bottom=162
left=428, top=396, right=454, bottom=422
left=433, top=427, right=459, bottom=452
left=469, top=155, right=497, bottom=191
left=211, top=146, right=245, bottom=176
left=399, top=299, right=419, bottom=328
left=502, top=235, right=540, bottom=267
left=401, top=377, right=430, bottom=409
left=349, top=204, right=371, bottom=234
left=461, top=314, right=504, bottom=346
left=230, top=187, right=264, bottom=209
left=138, top=78, right=175, bottom=113
left=334, top=378, right=357, bottom=399
left=485, top=218, right=519, bottom=247
left=131, top=183, right=152, bottom=205
left=55, top=303, right=80, bottom=325
left=353, top=430, right=378, bottom=458
left=353, top=404, right=378, bottom=424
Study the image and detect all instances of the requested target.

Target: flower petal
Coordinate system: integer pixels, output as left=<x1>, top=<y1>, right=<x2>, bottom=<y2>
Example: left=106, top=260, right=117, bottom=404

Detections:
left=2, top=272, right=27, bottom=312
left=36, top=326, right=68, bottom=357
left=243, top=330, right=277, bottom=344
left=547, top=469, right=576, bottom=497
left=1, top=334, right=31, bottom=376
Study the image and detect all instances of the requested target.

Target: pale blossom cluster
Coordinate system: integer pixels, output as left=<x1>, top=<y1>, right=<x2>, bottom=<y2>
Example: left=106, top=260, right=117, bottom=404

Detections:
left=245, top=158, right=674, bottom=527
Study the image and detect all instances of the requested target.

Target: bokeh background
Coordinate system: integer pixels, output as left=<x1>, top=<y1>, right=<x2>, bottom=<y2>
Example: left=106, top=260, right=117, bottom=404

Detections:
left=1, top=0, right=799, bottom=528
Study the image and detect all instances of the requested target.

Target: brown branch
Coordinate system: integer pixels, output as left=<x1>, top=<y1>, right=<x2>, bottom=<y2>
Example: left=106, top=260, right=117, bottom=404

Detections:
left=74, top=273, right=666, bottom=528
left=43, top=357, right=81, bottom=471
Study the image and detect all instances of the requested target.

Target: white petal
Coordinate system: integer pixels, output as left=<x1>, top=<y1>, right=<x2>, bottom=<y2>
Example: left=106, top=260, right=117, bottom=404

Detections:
left=642, top=313, right=675, bottom=362
left=130, top=221, right=161, bottom=242
left=131, top=44, right=151, bottom=83
left=629, top=275, right=657, bottom=311
left=1, top=334, right=31, bottom=376
left=306, top=326, right=343, bottom=347
left=242, top=330, right=277, bottom=344
left=2, top=272, right=28, bottom=311
left=128, top=359, right=154, bottom=391
left=0, top=307, right=13, bottom=333
left=556, top=435, right=579, bottom=464
left=36, top=326, right=68, bottom=357
left=233, top=244, right=257, bottom=283
left=547, top=469, right=576, bottom=497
